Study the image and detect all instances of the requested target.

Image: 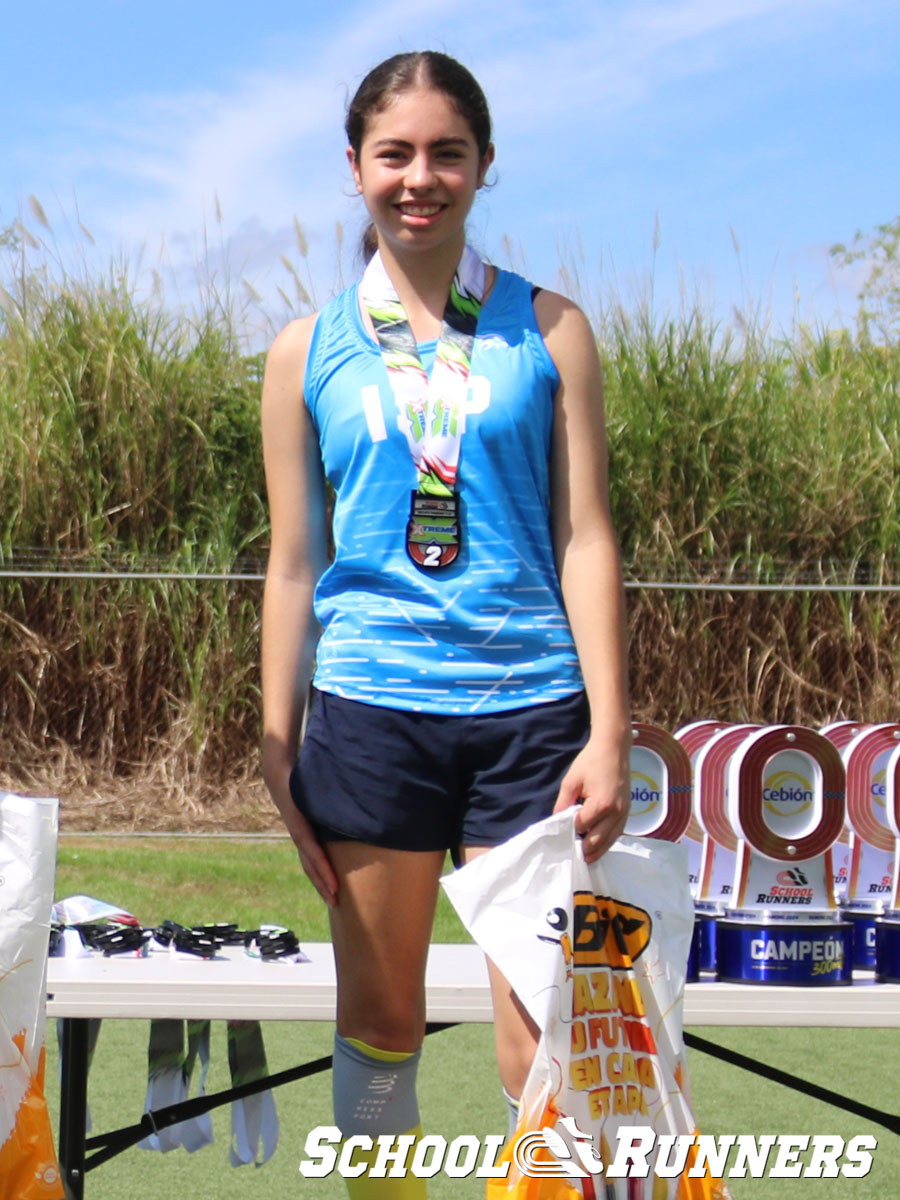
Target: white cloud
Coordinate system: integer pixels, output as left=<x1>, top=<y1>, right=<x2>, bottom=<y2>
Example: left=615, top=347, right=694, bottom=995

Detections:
left=28, top=0, right=850, bottom=231
left=5, top=0, right=887, bottom=334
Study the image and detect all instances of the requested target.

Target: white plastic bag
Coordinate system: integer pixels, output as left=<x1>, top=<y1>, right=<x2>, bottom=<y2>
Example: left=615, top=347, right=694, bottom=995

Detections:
left=443, top=809, right=729, bottom=1199
left=0, top=793, right=65, bottom=1199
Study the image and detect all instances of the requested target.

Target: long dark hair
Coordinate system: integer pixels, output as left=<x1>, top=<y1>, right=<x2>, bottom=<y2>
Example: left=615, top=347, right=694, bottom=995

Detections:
left=346, top=51, right=493, bottom=261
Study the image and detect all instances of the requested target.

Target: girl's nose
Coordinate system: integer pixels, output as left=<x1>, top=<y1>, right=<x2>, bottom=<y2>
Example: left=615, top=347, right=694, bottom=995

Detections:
left=404, top=153, right=435, bottom=189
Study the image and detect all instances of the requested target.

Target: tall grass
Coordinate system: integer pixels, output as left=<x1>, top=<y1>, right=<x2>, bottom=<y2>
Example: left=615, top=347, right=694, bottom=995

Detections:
left=0, top=219, right=269, bottom=805
left=602, top=305, right=900, bottom=575
left=1, top=213, right=899, bottom=817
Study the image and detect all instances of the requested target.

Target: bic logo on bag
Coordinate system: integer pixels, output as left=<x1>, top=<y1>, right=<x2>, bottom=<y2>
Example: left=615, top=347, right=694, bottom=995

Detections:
left=540, top=892, right=652, bottom=969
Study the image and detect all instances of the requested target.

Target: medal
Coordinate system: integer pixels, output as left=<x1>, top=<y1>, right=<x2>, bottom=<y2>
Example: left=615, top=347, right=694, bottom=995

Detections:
left=406, top=491, right=461, bottom=569
left=361, top=245, right=485, bottom=570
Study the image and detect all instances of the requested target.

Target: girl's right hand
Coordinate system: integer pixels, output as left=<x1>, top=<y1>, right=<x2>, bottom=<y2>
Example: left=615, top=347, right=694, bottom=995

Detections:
left=265, top=762, right=338, bottom=907
left=285, top=804, right=339, bottom=909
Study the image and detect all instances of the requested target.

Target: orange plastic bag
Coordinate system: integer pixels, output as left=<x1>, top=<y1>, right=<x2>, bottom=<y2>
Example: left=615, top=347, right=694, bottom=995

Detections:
left=0, top=793, right=65, bottom=1200
left=444, top=811, right=731, bottom=1200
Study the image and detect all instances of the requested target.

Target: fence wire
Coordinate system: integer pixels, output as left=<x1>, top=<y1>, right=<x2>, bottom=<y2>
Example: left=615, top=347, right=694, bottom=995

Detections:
left=1, top=566, right=898, bottom=808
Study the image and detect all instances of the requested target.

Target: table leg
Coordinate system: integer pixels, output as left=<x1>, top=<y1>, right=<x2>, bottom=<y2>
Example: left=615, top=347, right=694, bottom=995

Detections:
left=57, top=1017, right=90, bottom=1200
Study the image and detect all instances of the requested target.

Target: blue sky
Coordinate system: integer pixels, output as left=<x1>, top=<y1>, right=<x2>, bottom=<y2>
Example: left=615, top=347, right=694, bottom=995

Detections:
left=3, top=0, right=898, bottom=342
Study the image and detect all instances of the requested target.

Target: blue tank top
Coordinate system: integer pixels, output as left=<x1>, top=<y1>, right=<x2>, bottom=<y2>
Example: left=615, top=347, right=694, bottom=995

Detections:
left=304, top=268, right=584, bottom=714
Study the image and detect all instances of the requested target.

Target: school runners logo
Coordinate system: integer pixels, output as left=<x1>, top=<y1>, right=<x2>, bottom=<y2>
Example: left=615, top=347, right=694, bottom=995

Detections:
left=754, top=866, right=816, bottom=906
left=513, top=1122, right=876, bottom=1181
left=299, top=1122, right=877, bottom=1180
left=512, top=1117, right=601, bottom=1177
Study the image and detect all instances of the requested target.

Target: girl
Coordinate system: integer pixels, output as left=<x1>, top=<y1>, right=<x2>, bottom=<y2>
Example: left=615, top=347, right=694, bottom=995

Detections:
left=260, top=50, right=631, bottom=1195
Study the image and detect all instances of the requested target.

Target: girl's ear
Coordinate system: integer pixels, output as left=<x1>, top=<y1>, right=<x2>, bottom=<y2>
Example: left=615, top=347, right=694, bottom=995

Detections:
left=477, top=143, right=496, bottom=189
left=347, top=146, right=363, bottom=193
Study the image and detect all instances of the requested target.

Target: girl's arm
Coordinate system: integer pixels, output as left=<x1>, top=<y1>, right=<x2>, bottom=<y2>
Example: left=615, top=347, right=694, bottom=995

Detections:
left=537, top=291, right=632, bottom=862
left=260, top=316, right=337, bottom=904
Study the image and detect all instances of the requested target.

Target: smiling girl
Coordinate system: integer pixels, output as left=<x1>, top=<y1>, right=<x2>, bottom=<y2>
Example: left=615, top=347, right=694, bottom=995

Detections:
left=260, top=50, right=631, bottom=1196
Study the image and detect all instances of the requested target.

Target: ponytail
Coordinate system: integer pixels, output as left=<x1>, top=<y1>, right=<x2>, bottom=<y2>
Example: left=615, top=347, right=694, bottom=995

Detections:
left=361, top=222, right=379, bottom=263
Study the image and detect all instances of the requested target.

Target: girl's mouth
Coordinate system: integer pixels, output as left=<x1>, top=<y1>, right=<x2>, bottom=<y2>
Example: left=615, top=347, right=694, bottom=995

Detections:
left=397, top=203, right=445, bottom=219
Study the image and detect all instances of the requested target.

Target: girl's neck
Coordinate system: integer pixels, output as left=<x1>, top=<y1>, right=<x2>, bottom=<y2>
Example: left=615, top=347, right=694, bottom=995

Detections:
left=376, top=237, right=467, bottom=342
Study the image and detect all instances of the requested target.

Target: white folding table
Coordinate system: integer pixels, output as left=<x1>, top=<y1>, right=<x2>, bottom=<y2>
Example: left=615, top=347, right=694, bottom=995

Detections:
left=47, top=942, right=900, bottom=1197
left=48, top=940, right=900, bottom=1025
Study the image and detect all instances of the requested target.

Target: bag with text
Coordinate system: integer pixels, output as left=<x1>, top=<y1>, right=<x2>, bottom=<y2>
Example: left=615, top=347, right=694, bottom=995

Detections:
left=442, top=809, right=730, bottom=1200
left=0, top=793, right=65, bottom=1200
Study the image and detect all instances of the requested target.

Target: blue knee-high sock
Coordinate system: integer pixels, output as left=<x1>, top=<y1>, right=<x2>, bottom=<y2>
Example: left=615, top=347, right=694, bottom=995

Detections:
left=503, top=1086, right=521, bottom=1141
left=332, top=1033, right=426, bottom=1198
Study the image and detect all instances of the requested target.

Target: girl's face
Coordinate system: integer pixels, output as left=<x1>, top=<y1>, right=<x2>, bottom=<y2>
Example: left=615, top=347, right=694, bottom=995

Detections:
left=348, top=85, right=493, bottom=259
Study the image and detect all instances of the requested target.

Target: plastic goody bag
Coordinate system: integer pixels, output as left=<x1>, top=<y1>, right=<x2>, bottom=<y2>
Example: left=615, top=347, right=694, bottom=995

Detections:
left=0, top=793, right=65, bottom=1200
left=442, top=810, right=730, bottom=1200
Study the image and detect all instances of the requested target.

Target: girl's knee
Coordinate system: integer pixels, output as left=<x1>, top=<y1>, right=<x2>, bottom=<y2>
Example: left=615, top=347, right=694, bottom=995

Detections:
left=337, top=997, right=425, bottom=1052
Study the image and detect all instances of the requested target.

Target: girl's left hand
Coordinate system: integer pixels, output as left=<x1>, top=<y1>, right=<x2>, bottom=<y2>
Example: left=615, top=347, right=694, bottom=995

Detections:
left=553, top=736, right=631, bottom=862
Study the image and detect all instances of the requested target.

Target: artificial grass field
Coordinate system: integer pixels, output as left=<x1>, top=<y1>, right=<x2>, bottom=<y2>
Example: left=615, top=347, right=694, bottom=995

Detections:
left=47, top=836, right=899, bottom=1197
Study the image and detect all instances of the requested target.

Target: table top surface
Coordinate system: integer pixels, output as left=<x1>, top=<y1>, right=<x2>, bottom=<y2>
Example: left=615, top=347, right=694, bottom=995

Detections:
left=46, top=942, right=900, bottom=1026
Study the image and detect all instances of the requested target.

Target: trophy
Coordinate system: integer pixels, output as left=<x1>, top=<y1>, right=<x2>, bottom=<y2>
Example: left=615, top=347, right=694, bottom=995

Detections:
left=819, top=721, right=868, bottom=903
left=842, top=724, right=899, bottom=902
left=673, top=721, right=731, bottom=896
left=693, top=725, right=761, bottom=906
left=873, top=737, right=900, bottom=981
left=674, top=721, right=734, bottom=973
left=625, top=723, right=693, bottom=842
left=715, top=725, right=850, bottom=986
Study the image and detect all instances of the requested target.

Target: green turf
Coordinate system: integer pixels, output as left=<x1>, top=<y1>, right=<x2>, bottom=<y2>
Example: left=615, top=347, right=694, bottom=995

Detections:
left=686, top=1027, right=899, bottom=1198
left=45, top=1018, right=506, bottom=1200
left=54, top=836, right=470, bottom=942
left=43, top=1021, right=899, bottom=1199
left=47, top=837, right=899, bottom=1197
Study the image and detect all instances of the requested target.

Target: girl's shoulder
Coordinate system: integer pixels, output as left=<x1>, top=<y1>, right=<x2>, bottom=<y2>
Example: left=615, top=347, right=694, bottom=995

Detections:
left=490, top=268, right=589, bottom=335
left=530, top=284, right=587, bottom=325
left=530, top=287, right=596, bottom=361
left=267, top=311, right=320, bottom=373
left=266, top=281, right=361, bottom=371
left=489, top=282, right=596, bottom=386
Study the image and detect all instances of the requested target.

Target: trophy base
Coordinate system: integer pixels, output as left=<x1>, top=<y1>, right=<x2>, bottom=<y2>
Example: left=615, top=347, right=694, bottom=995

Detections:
left=687, top=916, right=701, bottom=982
left=839, top=899, right=886, bottom=970
left=715, top=910, right=853, bottom=986
left=875, top=911, right=900, bottom=982
left=693, top=900, right=723, bottom=973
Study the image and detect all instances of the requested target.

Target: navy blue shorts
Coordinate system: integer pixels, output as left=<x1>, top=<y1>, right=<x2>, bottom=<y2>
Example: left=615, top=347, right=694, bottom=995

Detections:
left=289, top=689, right=590, bottom=853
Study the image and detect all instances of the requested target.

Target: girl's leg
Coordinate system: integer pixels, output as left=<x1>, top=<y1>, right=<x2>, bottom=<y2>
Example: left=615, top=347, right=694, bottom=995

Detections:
left=328, top=842, right=446, bottom=1047
left=458, top=845, right=539, bottom=1112
left=455, top=695, right=591, bottom=1125
left=326, top=842, right=446, bottom=1197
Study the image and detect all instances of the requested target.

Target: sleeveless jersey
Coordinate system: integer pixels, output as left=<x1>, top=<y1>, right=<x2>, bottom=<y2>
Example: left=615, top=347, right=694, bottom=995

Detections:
left=303, top=268, right=584, bottom=714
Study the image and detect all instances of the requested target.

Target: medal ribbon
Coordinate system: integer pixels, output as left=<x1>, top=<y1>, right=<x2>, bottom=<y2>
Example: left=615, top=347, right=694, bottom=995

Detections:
left=361, top=244, right=485, bottom=498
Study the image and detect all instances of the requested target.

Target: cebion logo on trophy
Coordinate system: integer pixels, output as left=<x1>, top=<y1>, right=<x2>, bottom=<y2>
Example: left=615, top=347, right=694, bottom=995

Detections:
left=714, top=725, right=851, bottom=986
left=625, top=724, right=693, bottom=841
left=625, top=724, right=695, bottom=974
left=874, top=738, right=900, bottom=982
left=839, top=724, right=900, bottom=968
left=674, top=720, right=732, bottom=972
left=819, top=721, right=868, bottom=904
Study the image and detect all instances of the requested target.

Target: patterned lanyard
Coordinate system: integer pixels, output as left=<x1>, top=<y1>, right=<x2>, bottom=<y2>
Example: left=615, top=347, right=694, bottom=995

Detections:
left=361, top=245, right=485, bottom=569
